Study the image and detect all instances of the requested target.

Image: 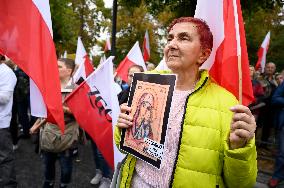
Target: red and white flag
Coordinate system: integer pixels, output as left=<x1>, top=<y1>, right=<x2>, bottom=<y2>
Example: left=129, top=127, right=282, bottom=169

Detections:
left=116, top=41, right=147, bottom=82
left=73, top=37, right=94, bottom=84
left=99, top=54, right=107, bottom=66
left=104, top=37, right=111, bottom=52
left=65, top=56, right=124, bottom=169
left=143, top=30, right=150, bottom=62
left=255, top=32, right=270, bottom=73
left=195, top=0, right=254, bottom=106
left=63, top=50, right=67, bottom=58
left=155, top=57, right=170, bottom=71
left=0, top=0, right=64, bottom=129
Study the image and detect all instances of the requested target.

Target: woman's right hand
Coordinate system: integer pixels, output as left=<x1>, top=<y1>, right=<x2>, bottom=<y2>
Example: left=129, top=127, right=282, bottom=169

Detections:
left=117, top=103, right=133, bottom=129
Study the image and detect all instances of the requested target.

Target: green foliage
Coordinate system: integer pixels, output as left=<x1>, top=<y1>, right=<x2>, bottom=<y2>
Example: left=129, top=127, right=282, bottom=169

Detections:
left=49, top=0, right=283, bottom=71
left=114, top=1, right=161, bottom=65
left=145, top=0, right=197, bottom=18
left=242, top=2, right=284, bottom=71
left=119, top=0, right=196, bottom=19
left=50, top=0, right=110, bottom=56
left=269, top=25, right=284, bottom=71
left=113, top=0, right=198, bottom=66
left=50, top=0, right=79, bottom=55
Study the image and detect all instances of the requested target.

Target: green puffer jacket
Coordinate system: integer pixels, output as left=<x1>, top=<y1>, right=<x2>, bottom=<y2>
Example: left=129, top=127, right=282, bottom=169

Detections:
left=115, top=70, right=257, bottom=188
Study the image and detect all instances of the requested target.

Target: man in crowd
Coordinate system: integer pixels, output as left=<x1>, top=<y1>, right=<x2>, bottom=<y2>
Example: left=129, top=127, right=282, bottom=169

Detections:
left=14, top=67, right=30, bottom=139
left=258, top=62, right=278, bottom=148
left=146, top=63, right=155, bottom=71
left=269, top=80, right=284, bottom=187
left=117, top=65, right=144, bottom=105
left=276, top=72, right=284, bottom=86
left=0, top=54, right=17, bottom=187
left=30, top=58, right=78, bottom=188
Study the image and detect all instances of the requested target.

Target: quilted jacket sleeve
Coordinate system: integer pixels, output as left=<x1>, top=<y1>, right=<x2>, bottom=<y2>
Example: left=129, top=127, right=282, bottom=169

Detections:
left=114, top=126, right=122, bottom=149
left=223, top=130, right=257, bottom=187
left=217, top=88, right=257, bottom=188
left=114, top=126, right=129, bottom=155
left=271, top=82, right=284, bottom=107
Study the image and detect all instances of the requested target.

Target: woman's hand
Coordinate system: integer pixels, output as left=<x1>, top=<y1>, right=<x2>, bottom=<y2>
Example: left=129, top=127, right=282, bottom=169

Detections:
left=63, top=105, right=72, bottom=114
left=29, top=118, right=46, bottom=134
left=229, top=105, right=256, bottom=149
left=29, top=125, right=39, bottom=134
left=117, top=103, right=133, bottom=129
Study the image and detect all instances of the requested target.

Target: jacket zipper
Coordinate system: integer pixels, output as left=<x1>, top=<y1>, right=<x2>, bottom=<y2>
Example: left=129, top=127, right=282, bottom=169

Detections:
left=169, top=77, right=208, bottom=187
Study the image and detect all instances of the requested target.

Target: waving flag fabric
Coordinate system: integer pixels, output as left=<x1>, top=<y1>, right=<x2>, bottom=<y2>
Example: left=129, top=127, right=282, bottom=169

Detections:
left=143, top=30, right=150, bottom=62
left=99, top=54, right=107, bottom=66
left=255, top=32, right=270, bottom=73
left=63, top=50, right=67, bottom=58
left=104, top=37, right=111, bottom=52
left=155, top=57, right=170, bottom=71
left=72, top=37, right=94, bottom=84
left=65, top=57, right=124, bottom=169
left=116, top=41, right=147, bottom=82
left=195, top=0, right=254, bottom=106
left=0, top=0, right=64, bottom=129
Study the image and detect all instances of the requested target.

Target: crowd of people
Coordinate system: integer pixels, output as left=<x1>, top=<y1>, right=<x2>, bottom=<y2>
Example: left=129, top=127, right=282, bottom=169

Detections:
left=0, top=54, right=150, bottom=188
left=0, top=16, right=283, bottom=188
left=249, top=62, right=284, bottom=187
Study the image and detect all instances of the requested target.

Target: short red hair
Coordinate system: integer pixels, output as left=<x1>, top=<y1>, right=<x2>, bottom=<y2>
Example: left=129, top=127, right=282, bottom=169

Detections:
left=168, top=17, right=213, bottom=51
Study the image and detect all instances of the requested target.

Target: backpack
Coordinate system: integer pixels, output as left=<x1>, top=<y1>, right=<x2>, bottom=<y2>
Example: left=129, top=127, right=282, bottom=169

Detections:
left=14, top=69, right=29, bottom=102
left=40, top=121, right=79, bottom=153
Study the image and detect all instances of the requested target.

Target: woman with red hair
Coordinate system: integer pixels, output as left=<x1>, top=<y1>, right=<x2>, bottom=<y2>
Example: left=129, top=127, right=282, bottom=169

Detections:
left=115, top=17, right=257, bottom=188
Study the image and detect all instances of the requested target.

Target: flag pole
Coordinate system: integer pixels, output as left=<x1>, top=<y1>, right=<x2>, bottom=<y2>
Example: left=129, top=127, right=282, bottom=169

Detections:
left=238, top=55, right=242, bottom=104
left=111, top=0, right=117, bottom=57
left=233, top=0, right=242, bottom=105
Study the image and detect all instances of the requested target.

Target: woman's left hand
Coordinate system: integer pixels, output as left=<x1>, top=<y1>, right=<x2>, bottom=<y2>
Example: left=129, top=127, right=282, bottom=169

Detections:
left=229, top=105, right=256, bottom=149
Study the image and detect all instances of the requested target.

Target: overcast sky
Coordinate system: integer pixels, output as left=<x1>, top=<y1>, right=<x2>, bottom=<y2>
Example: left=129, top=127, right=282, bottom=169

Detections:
left=103, top=0, right=112, bottom=8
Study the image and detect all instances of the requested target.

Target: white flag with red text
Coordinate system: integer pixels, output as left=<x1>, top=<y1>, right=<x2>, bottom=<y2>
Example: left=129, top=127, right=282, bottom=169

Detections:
left=195, top=0, right=254, bottom=106
left=65, top=56, right=124, bottom=169
left=0, top=0, right=64, bottom=129
left=255, top=32, right=270, bottom=73
left=143, top=30, right=150, bottom=62
left=72, top=37, right=94, bottom=84
left=116, top=41, right=147, bottom=82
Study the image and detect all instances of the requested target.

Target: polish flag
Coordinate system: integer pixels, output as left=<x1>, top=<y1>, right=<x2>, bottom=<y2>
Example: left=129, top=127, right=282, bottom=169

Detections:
left=63, top=50, right=67, bottom=58
left=255, top=32, right=270, bottom=73
left=116, top=41, right=147, bottom=82
left=155, top=57, right=170, bottom=71
left=143, top=30, right=150, bottom=62
left=65, top=56, right=124, bottom=169
left=99, top=54, right=107, bottom=66
left=0, top=0, right=64, bottom=129
left=104, top=37, right=111, bottom=52
left=195, top=0, right=254, bottom=106
left=72, top=37, right=94, bottom=84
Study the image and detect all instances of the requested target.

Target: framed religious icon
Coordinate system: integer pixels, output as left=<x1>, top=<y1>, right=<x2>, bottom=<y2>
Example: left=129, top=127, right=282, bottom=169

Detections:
left=120, top=73, right=176, bottom=169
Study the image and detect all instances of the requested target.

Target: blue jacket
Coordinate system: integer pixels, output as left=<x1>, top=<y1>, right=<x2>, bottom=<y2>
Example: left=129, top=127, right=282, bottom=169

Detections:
left=272, top=82, right=284, bottom=128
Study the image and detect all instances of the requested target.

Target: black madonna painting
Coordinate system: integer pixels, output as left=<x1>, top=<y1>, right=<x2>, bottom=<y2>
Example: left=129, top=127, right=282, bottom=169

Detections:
left=120, top=73, right=176, bottom=169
